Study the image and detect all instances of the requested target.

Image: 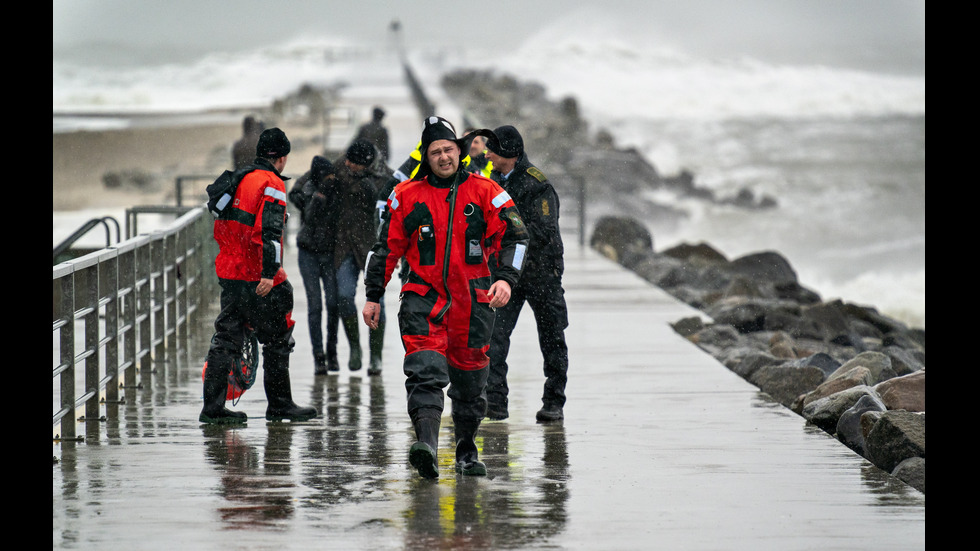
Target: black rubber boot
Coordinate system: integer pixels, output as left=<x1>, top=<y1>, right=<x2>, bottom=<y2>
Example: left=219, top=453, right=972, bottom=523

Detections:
left=264, top=355, right=318, bottom=421
left=453, top=416, right=487, bottom=476
left=326, top=311, right=340, bottom=372
left=341, top=315, right=362, bottom=371
left=367, top=321, right=384, bottom=376
left=485, top=392, right=508, bottom=421
left=314, top=352, right=328, bottom=376
left=199, top=360, right=247, bottom=424
left=536, top=402, right=564, bottom=423
left=409, top=408, right=441, bottom=479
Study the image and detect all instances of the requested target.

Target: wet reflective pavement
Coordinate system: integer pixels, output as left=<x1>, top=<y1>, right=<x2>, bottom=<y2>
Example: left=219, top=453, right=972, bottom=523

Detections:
left=53, top=236, right=925, bottom=550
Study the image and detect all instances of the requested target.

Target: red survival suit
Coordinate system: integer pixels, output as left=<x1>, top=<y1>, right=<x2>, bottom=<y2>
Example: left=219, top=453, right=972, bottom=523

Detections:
left=364, top=168, right=529, bottom=419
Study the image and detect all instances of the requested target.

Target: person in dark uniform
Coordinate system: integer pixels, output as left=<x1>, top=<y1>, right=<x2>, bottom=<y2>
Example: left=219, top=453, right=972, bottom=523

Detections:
left=484, top=125, right=569, bottom=423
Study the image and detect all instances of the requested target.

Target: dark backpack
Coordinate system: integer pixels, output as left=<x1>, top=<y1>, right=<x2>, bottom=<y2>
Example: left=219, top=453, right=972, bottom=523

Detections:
left=205, top=166, right=252, bottom=219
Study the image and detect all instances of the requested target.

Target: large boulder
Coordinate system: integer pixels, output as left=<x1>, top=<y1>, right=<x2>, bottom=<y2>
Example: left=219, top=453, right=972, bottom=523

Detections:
left=801, top=385, right=877, bottom=434
left=802, top=365, right=876, bottom=407
left=835, top=393, right=888, bottom=455
left=865, top=411, right=925, bottom=473
left=590, top=216, right=653, bottom=263
left=873, top=370, right=925, bottom=412
left=749, top=365, right=825, bottom=408
left=892, top=457, right=925, bottom=493
left=727, top=251, right=798, bottom=286
left=827, top=351, right=896, bottom=385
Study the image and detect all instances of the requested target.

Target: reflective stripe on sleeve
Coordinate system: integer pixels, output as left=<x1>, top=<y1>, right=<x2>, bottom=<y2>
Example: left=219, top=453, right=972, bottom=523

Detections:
left=492, top=190, right=512, bottom=208
left=265, top=187, right=287, bottom=203
left=512, top=243, right=526, bottom=270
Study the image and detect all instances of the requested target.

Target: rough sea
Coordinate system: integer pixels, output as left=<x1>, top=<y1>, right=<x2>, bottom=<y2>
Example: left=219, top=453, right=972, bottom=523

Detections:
left=52, top=12, right=925, bottom=328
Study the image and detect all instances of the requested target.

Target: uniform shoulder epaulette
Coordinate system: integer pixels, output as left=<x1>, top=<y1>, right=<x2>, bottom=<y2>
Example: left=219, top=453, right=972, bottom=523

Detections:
left=526, top=166, right=547, bottom=182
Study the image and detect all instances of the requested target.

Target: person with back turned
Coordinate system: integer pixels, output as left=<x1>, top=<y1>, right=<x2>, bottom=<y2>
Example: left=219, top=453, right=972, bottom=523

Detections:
left=362, top=116, right=529, bottom=478
left=484, top=125, right=569, bottom=423
left=355, top=106, right=390, bottom=162
left=200, top=127, right=318, bottom=424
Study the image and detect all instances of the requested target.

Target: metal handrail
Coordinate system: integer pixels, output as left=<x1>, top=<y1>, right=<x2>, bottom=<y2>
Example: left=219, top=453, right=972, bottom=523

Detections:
left=53, top=206, right=218, bottom=441
left=53, top=216, right=122, bottom=263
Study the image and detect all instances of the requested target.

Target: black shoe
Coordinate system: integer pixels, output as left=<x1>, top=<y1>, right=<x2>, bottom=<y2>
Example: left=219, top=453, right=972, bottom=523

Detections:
left=485, top=401, right=509, bottom=421
left=455, top=459, right=487, bottom=476
left=409, top=442, right=439, bottom=479
left=536, top=404, right=564, bottom=423
left=314, top=356, right=328, bottom=376
left=199, top=407, right=247, bottom=425
left=327, top=356, right=340, bottom=372
left=266, top=403, right=317, bottom=422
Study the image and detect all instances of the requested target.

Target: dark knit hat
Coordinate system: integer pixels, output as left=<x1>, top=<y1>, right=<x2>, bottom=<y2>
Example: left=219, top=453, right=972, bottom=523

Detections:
left=486, top=125, right=524, bottom=159
left=416, top=116, right=496, bottom=180
left=373, top=106, right=385, bottom=120
left=346, top=138, right=376, bottom=166
left=310, top=155, right=334, bottom=180
left=256, top=127, right=291, bottom=158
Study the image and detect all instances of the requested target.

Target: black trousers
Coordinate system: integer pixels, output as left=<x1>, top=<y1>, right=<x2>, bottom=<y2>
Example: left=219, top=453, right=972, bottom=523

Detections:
left=206, top=278, right=295, bottom=372
left=487, top=276, right=569, bottom=407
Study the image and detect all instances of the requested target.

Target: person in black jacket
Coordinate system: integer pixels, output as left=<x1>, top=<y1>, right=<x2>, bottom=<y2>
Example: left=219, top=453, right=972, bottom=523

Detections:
left=289, top=155, right=341, bottom=375
left=484, top=125, right=569, bottom=423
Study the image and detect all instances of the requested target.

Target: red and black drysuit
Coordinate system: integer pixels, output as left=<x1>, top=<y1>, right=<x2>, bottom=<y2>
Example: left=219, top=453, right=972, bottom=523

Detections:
left=364, top=168, right=529, bottom=422
left=206, top=158, right=296, bottom=384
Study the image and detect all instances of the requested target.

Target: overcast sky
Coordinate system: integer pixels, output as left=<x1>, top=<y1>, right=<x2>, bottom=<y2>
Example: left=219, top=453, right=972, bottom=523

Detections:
left=53, top=0, right=925, bottom=75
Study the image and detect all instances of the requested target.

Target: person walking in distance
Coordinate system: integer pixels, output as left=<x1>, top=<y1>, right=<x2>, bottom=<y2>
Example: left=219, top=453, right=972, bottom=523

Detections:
left=484, top=125, right=569, bottom=423
left=354, top=106, right=390, bottom=162
left=231, top=115, right=262, bottom=171
left=362, top=117, right=529, bottom=478
left=200, top=127, right=318, bottom=424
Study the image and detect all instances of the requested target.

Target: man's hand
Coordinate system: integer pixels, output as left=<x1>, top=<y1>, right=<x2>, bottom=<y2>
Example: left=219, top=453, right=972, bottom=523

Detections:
left=255, top=278, right=274, bottom=297
left=363, top=301, right=381, bottom=329
left=487, top=280, right=512, bottom=309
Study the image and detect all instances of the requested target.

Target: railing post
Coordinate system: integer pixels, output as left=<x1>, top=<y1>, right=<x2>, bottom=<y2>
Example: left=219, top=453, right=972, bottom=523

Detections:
left=81, top=263, right=101, bottom=423
left=151, top=233, right=166, bottom=364
left=101, top=250, right=120, bottom=406
left=55, top=263, right=76, bottom=440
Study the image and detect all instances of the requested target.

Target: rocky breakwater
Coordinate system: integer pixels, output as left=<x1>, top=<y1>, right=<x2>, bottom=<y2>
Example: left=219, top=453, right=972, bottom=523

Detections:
left=439, top=68, right=924, bottom=494
left=589, top=216, right=925, bottom=493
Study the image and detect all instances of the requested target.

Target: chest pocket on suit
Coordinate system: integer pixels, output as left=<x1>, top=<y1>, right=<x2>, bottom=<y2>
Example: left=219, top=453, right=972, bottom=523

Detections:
left=405, top=202, right=436, bottom=266
left=463, top=202, right=486, bottom=265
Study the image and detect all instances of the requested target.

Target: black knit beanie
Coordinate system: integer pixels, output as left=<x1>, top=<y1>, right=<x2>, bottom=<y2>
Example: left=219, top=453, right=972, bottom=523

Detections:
left=415, top=116, right=497, bottom=180
left=310, top=155, right=334, bottom=181
left=486, top=125, right=524, bottom=159
left=346, top=138, right=376, bottom=166
left=256, top=127, right=291, bottom=158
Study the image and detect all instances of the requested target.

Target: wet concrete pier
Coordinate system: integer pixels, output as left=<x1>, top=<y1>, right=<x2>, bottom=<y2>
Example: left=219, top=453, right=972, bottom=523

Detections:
left=53, top=59, right=924, bottom=550
left=52, top=236, right=925, bottom=550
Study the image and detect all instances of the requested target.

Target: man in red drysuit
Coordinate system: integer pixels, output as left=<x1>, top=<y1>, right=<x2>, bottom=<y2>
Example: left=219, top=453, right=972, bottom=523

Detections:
left=362, top=116, right=529, bottom=478
left=201, top=127, right=317, bottom=425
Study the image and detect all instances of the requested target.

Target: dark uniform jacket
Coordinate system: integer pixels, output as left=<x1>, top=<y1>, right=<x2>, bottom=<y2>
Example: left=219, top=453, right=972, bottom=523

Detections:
left=330, top=158, right=380, bottom=271
left=491, top=153, right=564, bottom=282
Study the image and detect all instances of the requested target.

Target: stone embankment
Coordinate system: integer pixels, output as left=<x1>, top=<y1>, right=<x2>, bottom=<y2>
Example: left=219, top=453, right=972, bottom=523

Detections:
left=590, top=217, right=925, bottom=493
left=440, top=69, right=925, bottom=494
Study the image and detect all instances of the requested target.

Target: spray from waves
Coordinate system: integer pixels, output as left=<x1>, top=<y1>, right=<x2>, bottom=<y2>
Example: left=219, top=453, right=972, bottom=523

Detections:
left=487, top=9, right=924, bottom=122
left=808, top=269, right=925, bottom=329
left=52, top=36, right=385, bottom=115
